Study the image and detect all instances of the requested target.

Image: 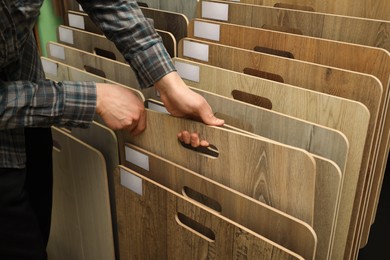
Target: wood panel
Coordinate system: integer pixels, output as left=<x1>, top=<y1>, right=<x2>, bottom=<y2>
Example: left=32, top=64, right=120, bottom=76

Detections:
left=48, top=127, right=115, bottom=260
left=137, top=0, right=198, bottom=21
left=197, top=1, right=390, bottom=51
left=216, top=0, right=390, bottom=20
left=118, top=109, right=317, bottom=225
left=172, top=57, right=370, bottom=260
left=65, top=12, right=177, bottom=57
left=114, top=166, right=305, bottom=259
left=123, top=144, right=317, bottom=259
left=187, top=18, right=390, bottom=254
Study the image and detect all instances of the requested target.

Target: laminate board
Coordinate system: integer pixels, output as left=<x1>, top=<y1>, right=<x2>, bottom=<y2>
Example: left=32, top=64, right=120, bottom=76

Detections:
left=215, top=0, right=390, bottom=20
left=172, top=57, right=370, bottom=260
left=48, top=127, right=115, bottom=260
left=123, top=144, right=317, bottom=259
left=57, top=25, right=176, bottom=62
left=65, top=11, right=177, bottom=57
left=118, top=109, right=317, bottom=226
left=136, top=0, right=198, bottom=21
left=114, top=165, right=305, bottom=260
left=187, top=18, right=390, bottom=254
left=197, top=0, right=390, bottom=49
left=46, top=42, right=141, bottom=89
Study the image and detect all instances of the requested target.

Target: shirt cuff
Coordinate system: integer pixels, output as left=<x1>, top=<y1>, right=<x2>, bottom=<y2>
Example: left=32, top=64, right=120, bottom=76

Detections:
left=60, top=81, right=97, bottom=128
left=130, top=42, right=176, bottom=89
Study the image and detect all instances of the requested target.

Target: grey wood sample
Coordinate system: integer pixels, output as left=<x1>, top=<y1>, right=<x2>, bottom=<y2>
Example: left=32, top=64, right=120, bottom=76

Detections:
left=115, top=165, right=305, bottom=259
left=48, top=127, right=115, bottom=260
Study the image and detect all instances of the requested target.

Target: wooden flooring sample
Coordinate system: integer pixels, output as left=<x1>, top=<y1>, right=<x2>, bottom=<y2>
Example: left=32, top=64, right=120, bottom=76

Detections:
left=136, top=0, right=199, bottom=20
left=215, top=0, right=390, bottom=20
left=172, top=58, right=370, bottom=260
left=123, top=144, right=317, bottom=259
left=118, top=109, right=317, bottom=226
left=48, top=127, right=115, bottom=260
left=115, top=165, right=305, bottom=260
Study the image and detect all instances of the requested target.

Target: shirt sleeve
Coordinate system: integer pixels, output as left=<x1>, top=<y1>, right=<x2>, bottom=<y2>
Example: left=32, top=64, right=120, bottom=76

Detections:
left=0, top=79, right=96, bottom=129
left=77, top=0, right=176, bottom=88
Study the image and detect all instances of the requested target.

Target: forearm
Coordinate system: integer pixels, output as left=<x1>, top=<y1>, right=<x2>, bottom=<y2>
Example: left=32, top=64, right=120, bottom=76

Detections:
left=77, top=0, right=176, bottom=88
left=0, top=79, right=96, bottom=129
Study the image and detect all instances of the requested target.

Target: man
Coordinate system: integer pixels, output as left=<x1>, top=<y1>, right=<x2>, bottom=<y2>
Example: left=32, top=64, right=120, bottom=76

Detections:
left=0, top=0, right=224, bottom=259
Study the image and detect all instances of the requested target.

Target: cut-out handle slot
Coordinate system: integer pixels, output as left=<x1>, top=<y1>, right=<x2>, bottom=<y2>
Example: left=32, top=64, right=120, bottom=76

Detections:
left=136, top=1, right=148, bottom=7
left=261, top=24, right=303, bottom=35
left=182, top=186, right=222, bottom=213
left=84, top=65, right=106, bottom=78
left=274, top=3, right=315, bottom=12
left=179, top=141, right=219, bottom=159
left=254, top=46, right=294, bottom=59
left=94, top=48, right=116, bottom=60
left=176, top=212, right=216, bottom=242
left=243, top=68, right=284, bottom=83
left=232, top=90, right=273, bottom=110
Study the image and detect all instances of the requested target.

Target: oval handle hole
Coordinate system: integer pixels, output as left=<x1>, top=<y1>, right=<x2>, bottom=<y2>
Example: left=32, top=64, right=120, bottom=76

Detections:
left=243, top=68, right=284, bottom=83
left=179, top=141, right=219, bottom=159
left=94, top=48, right=117, bottom=61
left=182, top=186, right=222, bottom=213
left=84, top=65, right=106, bottom=78
left=254, top=46, right=294, bottom=59
left=231, top=89, right=273, bottom=110
left=261, top=24, right=303, bottom=35
left=136, top=1, right=149, bottom=7
left=274, top=3, right=315, bottom=12
left=176, top=212, right=216, bottom=242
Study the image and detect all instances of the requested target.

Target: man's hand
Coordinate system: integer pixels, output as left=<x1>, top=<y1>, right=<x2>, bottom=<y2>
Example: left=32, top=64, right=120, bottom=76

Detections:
left=155, top=72, right=224, bottom=147
left=96, top=83, right=146, bottom=135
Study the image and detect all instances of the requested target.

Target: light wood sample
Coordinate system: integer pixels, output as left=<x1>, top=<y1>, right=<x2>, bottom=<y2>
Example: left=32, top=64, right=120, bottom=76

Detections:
left=48, top=127, right=115, bottom=260
left=215, top=0, right=390, bottom=20
left=172, top=57, right=370, bottom=260
left=136, top=0, right=199, bottom=20
left=123, top=144, right=317, bottom=259
left=114, top=165, right=305, bottom=259
left=118, top=109, right=317, bottom=226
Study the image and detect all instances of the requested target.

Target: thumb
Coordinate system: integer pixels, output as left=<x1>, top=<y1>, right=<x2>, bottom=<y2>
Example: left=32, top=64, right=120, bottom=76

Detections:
left=199, top=106, right=225, bottom=126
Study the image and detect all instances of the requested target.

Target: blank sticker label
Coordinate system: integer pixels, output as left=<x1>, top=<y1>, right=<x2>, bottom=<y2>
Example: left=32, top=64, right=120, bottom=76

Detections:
left=49, top=44, right=65, bottom=60
left=175, top=61, right=200, bottom=82
left=125, top=146, right=150, bottom=171
left=68, top=13, right=85, bottom=29
left=41, top=59, right=58, bottom=77
left=194, top=21, right=221, bottom=41
left=202, top=1, right=229, bottom=21
left=183, top=40, right=209, bottom=62
left=58, top=27, right=74, bottom=44
left=120, top=168, right=143, bottom=196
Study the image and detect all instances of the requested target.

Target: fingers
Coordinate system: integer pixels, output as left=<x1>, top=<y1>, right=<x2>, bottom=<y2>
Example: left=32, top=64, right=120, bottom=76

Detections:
left=130, top=108, right=146, bottom=136
left=197, top=98, right=225, bottom=127
left=177, top=131, right=209, bottom=148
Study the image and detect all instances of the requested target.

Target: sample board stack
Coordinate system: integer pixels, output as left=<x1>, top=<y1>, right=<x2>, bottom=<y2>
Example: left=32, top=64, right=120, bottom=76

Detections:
left=43, top=1, right=390, bottom=259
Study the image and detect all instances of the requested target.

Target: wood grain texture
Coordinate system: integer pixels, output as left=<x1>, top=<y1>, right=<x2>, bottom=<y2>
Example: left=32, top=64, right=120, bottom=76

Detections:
left=188, top=18, right=390, bottom=255
left=220, top=0, right=390, bottom=20
left=46, top=42, right=141, bottom=89
left=172, top=57, right=370, bottom=260
left=143, top=92, right=346, bottom=259
left=48, top=127, right=115, bottom=260
left=65, top=11, right=177, bottom=57
left=123, top=144, right=317, bottom=259
left=114, top=165, right=305, bottom=260
left=198, top=0, right=390, bottom=48
left=118, top=109, right=317, bottom=226
left=137, top=0, right=199, bottom=21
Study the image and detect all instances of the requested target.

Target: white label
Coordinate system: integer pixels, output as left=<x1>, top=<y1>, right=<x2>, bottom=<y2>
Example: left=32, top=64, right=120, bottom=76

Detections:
left=125, top=146, right=150, bottom=171
left=68, top=13, right=85, bottom=30
left=79, top=4, right=84, bottom=11
left=58, top=27, right=74, bottom=44
left=120, top=168, right=143, bottom=196
left=202, top=1, right=229, bottom=21
left=175, top=61, right=200, bottom=82
left=194, top=21, right=220, bottom=41
left=147, top=101, right=170, bottom=114
left=41, top=59, right=58, bottom=77
left=49, top=44, right=65, bottom=60
left=183, top=40, right=209, bottom=62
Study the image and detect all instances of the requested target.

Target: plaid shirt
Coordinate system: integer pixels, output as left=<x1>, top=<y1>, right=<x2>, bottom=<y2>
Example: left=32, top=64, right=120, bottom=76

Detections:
left=0, top=0, right=175, bottom=168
